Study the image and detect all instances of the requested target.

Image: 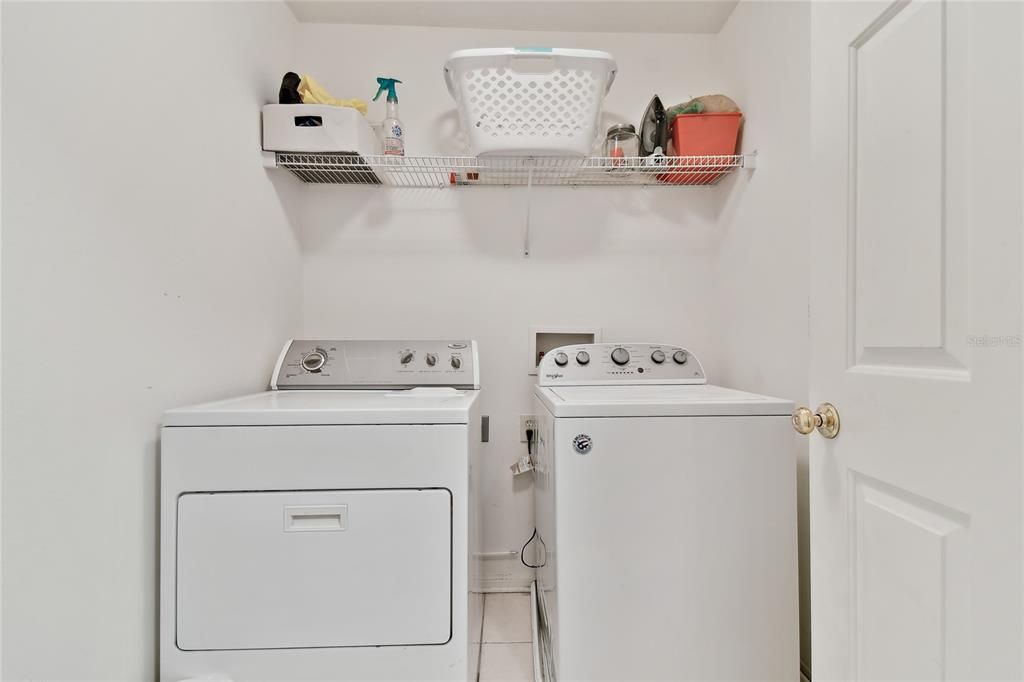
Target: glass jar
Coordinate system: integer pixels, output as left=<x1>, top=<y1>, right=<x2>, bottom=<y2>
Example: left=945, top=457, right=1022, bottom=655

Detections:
left=604, top=124, right=639, bottom=165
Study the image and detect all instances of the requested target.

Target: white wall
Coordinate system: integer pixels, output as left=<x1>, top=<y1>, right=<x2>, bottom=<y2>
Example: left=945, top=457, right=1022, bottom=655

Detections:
left=290, top=23, right=737, bottom=582
left=712, top=2, right=812, bottom=673
left=1, top=3, right=815, bottom=677
left=290, top=18, right=813, bottom=637
left=1, top=3, right=301, bottom=679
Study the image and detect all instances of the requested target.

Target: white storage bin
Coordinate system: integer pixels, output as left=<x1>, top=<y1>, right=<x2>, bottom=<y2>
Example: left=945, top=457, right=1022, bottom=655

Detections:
left=444, top=48, right=617, bottom=157
left=261, top=104, right=377, bottom=155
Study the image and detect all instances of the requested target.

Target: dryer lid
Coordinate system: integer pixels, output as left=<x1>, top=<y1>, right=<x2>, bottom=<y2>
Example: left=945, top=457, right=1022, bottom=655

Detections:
left=163, top=388, right=480, bottom=426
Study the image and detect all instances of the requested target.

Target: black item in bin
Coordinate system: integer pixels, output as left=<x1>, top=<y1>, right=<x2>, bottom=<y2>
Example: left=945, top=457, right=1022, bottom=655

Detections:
left=279, top=72, right=321, bottom=127
left=279, top=72, right=302, bottom=104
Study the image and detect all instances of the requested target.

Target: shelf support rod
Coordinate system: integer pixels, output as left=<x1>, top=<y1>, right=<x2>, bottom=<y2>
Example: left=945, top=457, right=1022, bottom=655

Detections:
left=524, top=167, right=533, bottom=257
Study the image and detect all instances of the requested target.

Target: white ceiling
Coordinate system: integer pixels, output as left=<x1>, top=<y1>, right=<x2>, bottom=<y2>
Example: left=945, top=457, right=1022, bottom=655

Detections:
left=285, top=1, right=741, bottom=34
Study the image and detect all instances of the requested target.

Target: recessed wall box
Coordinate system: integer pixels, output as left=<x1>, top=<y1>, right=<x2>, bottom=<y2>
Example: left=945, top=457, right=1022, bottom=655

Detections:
left=529, top=327, right=602, bottom=375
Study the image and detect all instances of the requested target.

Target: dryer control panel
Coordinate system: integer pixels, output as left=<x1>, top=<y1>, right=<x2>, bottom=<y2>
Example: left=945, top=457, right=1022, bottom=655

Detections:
left=272, top=339, right=480, bottom=390
left=537, top=343, right=705, bottom=386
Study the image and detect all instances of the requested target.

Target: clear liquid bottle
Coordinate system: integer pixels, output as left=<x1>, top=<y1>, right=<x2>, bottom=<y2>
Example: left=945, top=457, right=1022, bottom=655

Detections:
left=374, top=77, right=404, bottom=156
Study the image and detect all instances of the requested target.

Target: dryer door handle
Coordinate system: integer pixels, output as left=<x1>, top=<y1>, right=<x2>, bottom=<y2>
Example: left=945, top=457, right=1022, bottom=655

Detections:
left=283, top=505, right=348, bottom=532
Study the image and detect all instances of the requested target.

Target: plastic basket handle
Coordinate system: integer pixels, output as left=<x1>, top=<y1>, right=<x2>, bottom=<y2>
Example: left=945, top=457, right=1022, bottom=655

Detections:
left=509, top=54, right=557, bottom=75
left=443, top=53, right=619, bottom=97
left=508, top=54, right=617, bottom=93
left=605, top=67, right=618, bottom=94
left=444, top=66, right=457, bottom=98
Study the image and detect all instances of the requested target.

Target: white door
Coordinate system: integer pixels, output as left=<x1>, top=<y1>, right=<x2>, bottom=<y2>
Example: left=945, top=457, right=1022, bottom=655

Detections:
left=809, top=1, right=1023, bottom=680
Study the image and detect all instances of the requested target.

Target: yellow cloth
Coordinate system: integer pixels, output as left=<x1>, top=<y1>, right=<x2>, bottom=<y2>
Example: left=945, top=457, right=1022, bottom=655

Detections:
left=298, top=74, right=368, bottom=115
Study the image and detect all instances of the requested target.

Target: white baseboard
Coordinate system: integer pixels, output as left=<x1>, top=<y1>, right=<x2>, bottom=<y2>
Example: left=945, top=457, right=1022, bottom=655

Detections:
left=477, top=551, right=534, bottom=593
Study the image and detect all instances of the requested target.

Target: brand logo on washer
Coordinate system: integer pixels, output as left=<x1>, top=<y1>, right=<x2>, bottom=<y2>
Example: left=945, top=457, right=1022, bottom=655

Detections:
left=545, top=372, right=564, bottom=380
left=572, top=434, right=593, bottom=454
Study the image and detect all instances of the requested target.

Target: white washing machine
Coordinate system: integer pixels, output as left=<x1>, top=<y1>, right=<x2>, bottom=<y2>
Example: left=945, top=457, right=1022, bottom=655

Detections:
left=160, top=339, right=483, bottom=682
left=531, top=343, right=798, bottom=681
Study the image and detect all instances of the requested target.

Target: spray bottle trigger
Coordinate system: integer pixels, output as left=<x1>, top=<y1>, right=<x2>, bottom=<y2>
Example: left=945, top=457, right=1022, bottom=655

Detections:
left=373, top=77, right=402, bottom=102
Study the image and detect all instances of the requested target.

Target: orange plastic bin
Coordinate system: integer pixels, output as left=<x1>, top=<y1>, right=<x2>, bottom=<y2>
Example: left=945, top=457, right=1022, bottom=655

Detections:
left=658, top=112, right=743, bottom=185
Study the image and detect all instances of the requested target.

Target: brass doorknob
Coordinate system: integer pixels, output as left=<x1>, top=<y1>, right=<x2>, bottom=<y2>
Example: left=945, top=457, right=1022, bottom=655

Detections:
left=792, top=403, right=840, bottom=439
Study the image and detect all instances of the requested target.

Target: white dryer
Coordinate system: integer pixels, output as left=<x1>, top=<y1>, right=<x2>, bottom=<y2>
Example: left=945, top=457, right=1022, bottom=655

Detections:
left=160, top=339, right=483, bottom=682
left=531, top=343, right=798, bottom=681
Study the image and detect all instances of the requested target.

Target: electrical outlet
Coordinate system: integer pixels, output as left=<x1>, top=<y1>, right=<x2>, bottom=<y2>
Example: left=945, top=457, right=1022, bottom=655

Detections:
left=520, top=415, right=537, bottom=442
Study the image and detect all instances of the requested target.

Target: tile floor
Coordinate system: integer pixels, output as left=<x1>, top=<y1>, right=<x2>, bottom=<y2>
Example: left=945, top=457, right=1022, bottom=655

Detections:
left=479, top=592, right=535, bottom=681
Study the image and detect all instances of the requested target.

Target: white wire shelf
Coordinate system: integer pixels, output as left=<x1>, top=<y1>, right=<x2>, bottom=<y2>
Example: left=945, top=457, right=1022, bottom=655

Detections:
left=273, top=153, right=754, bottom=187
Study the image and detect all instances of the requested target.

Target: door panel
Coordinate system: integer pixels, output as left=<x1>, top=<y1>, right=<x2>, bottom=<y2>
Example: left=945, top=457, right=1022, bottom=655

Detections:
left=853, top=0, right=945, bottom=355
left=811, top=1, right=1022, bottom=679
left=851, top=474, right=969, bottom=680
left=848, top=0, right=970, bottom=374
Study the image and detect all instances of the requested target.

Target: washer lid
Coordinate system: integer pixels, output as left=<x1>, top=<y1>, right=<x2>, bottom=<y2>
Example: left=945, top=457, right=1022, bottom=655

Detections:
left=163, top=388, right=480, bottom=426
left=535, top=384, right=792, bottom=417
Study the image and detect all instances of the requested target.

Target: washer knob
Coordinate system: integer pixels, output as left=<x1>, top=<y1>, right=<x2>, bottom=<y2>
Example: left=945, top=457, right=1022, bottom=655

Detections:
left=650, top=349, right=666, bottom=364
left=400, top=351, right=415, bottom=365
left=673, top=350, right=689, bottom=365
left=554, top=352, right=569, bottom=367
left=302, top=350, right=327, bottom=372
left=450, top=355, right=463, bottom=369
left=610, top=347, right=630, bottom=365
left=425, top=353, right=438, bottom=367
left=576, top=351, right=590, bottom=365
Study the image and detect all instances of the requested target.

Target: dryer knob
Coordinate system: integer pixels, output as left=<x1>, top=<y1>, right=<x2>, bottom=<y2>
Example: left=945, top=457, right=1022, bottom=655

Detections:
left=576, top=351, right=590, bottom=365
left=302, top=350, right=327, bottom=372
left=610, top=347, right=630, bottom=365
left=425, top=353, right=438, bottom=367
left=400, top=351, right=415, bottom=365
left=450, top=355, right=463, bottom=369
left=554, top=352, right=569, bottom=367
left=650, top=349, right=666, bottom=364
left=673, top=350, right=689, bottom=365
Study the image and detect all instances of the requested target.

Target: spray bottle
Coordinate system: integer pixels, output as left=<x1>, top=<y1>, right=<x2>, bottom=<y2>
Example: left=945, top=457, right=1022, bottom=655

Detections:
left=374, top=77, right=404, bottom=156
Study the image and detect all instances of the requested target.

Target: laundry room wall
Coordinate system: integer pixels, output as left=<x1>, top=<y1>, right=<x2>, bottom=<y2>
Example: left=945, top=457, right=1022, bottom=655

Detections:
left=708, top=1, right=813, bottom=673
left=1, top=2, right=301, bottom=680
left=290, top=23, right=733, bottom=587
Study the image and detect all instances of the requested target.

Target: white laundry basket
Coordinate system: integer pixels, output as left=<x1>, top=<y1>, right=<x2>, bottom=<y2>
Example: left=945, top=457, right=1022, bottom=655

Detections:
left=444, top=48, right=617, bottom=157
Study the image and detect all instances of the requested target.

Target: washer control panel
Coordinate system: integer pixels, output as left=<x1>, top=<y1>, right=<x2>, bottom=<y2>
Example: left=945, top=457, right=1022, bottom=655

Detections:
left=272, top=339, right=479, bottom=390
left=537, top=343, right=706, bottom=386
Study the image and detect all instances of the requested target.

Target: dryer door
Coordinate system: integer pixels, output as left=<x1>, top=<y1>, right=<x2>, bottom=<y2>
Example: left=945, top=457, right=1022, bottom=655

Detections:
left=176, top=488, right=452, bottom=650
